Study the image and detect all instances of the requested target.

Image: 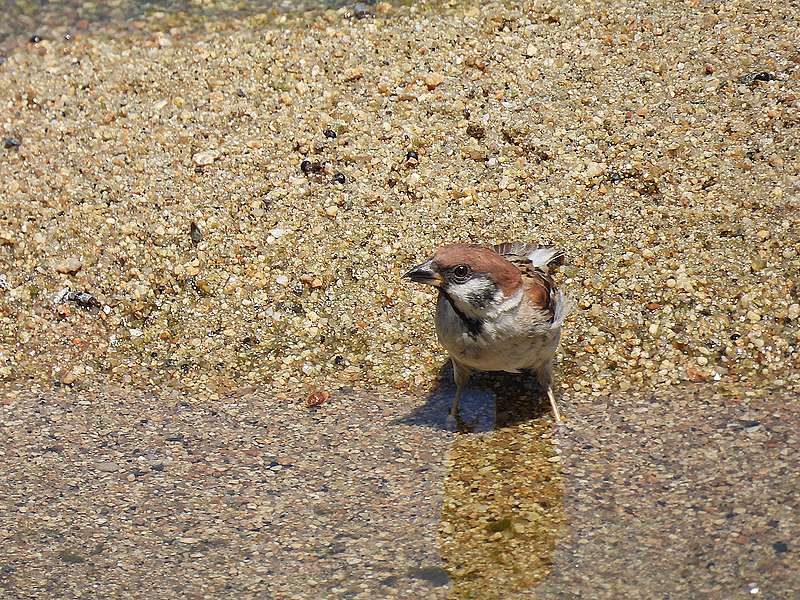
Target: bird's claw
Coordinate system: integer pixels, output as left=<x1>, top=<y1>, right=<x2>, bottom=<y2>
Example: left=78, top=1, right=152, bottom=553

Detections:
left=445, top=412, right=474, bottom=433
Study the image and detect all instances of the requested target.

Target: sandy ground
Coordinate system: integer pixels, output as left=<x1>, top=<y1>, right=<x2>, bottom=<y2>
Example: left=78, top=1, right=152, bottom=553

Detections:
left=1, top=0, right=799, bottom=597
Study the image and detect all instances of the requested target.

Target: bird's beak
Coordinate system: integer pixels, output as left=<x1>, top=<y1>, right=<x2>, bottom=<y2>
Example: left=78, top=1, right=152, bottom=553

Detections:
left=403, top=260, right=443, bottom=287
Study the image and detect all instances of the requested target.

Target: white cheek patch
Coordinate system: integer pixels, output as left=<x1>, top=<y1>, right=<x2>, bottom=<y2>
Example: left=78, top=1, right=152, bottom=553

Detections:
left=449, top=277, right=499, bottom=310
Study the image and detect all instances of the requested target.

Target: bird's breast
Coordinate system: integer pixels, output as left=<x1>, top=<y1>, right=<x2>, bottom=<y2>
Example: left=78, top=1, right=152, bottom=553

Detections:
left=434, top=294, right=560, bottom=372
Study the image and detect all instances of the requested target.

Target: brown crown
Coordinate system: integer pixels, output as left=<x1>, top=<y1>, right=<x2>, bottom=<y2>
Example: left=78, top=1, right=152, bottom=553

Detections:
left=432, top=244, right=522, bottom=296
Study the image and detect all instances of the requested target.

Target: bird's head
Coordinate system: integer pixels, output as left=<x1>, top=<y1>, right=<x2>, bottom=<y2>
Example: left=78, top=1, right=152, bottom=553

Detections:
left=403, top=244, right=523, bottom=318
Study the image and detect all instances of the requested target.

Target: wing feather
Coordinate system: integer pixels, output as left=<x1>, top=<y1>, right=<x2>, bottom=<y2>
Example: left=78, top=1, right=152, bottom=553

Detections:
left=491, top=242, right=570, bottom=324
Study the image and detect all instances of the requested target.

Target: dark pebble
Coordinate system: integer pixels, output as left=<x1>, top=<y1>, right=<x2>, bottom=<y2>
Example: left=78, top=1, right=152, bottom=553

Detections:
left=57, top=551, right=85, bottom=564
left=3, top=138, right=21, bottom=149
left=29, top=35, right=42, bottom=44
left=300, top=159, right=312, bottom=174
left=323, top=129, right=337, bottom=139
left=485, top=517, right=512, bottom=533
left=0, top=565, right=16, bottom=578
left=738, top=71, right=777, bottom=85
left=406, top=150, right=419, bottom=161
left=190, top=221, right=202, bottom=244
left=407, top=566, right=449, bottom=586
left=353, top=2, right=372, bottom=19
left=607, top=170, right=624, bottom=183
left=165, top=434, right=184, bottom=442
left=772, top=541, right=788, bottom=554
left=66, top=291, right=100, bottom=309
left=466, top=123, right=486, bottom=140
left=333, top=173, right=346, bottom=184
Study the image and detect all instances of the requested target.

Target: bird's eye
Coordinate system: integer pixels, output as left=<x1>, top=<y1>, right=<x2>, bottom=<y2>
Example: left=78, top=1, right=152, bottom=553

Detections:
left=452, top=265, right=471, bottom=280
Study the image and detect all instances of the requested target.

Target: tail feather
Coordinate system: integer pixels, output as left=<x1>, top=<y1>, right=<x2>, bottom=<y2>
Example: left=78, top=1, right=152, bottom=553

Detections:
left=492, top=242, right=565, bottom=269
left=551, top=290, right=575, bottom=328
left=526, top=247, right=565, bottom=269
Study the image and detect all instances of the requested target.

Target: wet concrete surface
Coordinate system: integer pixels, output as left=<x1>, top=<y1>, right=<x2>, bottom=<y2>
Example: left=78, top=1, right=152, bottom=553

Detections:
left=1, top=384, right=450, bottom=599
left=537, top=385, right=799, bottom=600
left=2, top=382, right=797, bottom=598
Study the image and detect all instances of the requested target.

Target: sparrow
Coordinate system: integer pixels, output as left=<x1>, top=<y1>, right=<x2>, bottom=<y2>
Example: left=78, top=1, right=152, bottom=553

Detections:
left=404, top=242, right=573, bottom=423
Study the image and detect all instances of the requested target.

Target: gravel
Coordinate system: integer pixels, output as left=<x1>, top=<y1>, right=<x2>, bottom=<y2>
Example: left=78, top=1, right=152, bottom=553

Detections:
left=1, top=0, right=798, bottom=597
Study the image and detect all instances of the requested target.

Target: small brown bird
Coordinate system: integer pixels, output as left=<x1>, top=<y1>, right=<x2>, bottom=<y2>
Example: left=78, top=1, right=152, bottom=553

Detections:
left=404, top=242, right=573, bottom=423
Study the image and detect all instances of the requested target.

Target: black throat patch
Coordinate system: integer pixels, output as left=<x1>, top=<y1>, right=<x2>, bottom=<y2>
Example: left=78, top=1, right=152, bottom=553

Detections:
left=441, top=291, right=484, bottom=337
left=466, top=279, right=496, bottom=310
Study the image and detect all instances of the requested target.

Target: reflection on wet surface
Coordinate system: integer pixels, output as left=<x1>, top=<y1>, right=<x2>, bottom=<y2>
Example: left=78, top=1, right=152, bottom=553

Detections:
left=415, top=364, right=565, bottom=597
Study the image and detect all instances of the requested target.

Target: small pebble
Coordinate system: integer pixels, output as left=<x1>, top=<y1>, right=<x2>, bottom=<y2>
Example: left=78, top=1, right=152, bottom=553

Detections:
left=772, top=541, right=788, bottom=554
left=585, top=162, right=606, bottom=179
left=190, top=221, right=202, bottom=244
left=94, top=461, right=120, bottom=473
left=55, top=257, right=83, bottom=275
left=307, top=390, right=331, bottom=407
left=739, top=71, right=776, bottom=85
left=343, top=66, right=364, bottom=81
left=466, top=124, right=485, bottom=140
left=3, top=138, right=21, bottom=149
left=423, top=72, right=444, bottom=90
left=787, top=304, right=800, bottom=320
left=192, top=150, right=219, bottom=166
left=66, top=291, right=100, bottom=309
left=323, top=129, right=337, bottom=139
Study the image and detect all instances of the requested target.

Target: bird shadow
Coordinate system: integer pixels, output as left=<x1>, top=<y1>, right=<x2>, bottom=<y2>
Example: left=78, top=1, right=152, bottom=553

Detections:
left=397, top=361, right=551, bottom=433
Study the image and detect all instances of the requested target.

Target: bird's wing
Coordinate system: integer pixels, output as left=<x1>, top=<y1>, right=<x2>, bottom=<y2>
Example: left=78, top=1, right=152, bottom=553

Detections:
left=521, top=270, right=559, bottom=320
left=491, top=242, right=565, bottom=272
left=493, top=242, right=571, bottom=325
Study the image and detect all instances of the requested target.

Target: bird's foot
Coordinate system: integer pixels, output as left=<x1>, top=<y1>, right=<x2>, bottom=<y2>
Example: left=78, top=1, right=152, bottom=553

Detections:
left=445, top=412, right=474, bottom=433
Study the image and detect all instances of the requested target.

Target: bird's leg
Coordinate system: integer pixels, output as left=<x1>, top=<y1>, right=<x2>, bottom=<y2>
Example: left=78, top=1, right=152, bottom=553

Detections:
left=546, top=386, right=562, bottom=423
left=450, top=359, right=472, bottom=420
left=535, top=361, right=561, bottom=423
